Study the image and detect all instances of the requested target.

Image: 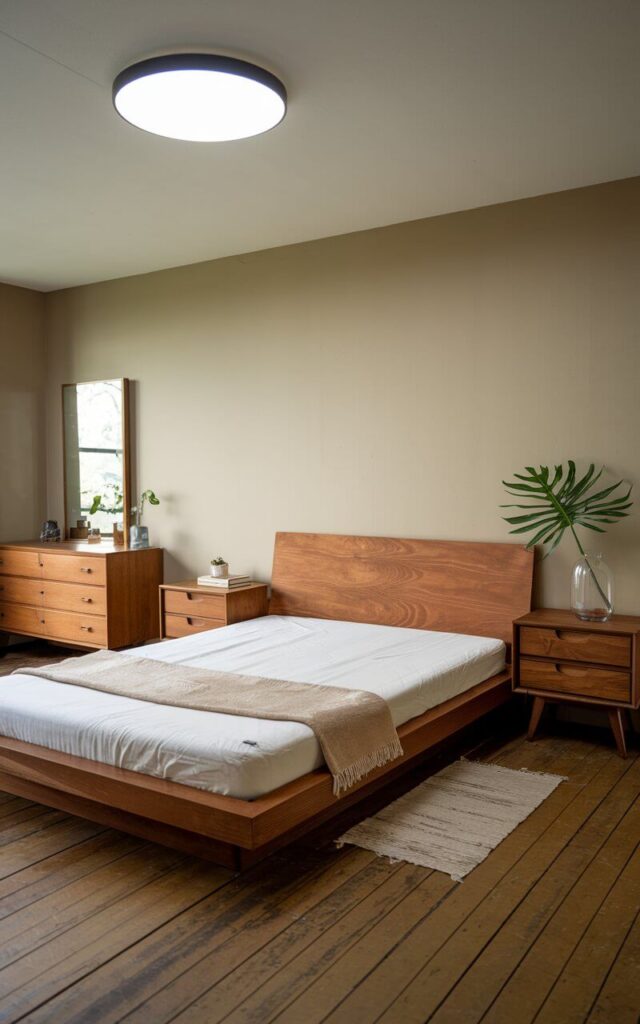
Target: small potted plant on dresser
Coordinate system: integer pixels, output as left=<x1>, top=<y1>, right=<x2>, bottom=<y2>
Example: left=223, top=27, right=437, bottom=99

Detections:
left=210, top=556, right=229, bottom=578
left=130, top=490, right=160, bottom=549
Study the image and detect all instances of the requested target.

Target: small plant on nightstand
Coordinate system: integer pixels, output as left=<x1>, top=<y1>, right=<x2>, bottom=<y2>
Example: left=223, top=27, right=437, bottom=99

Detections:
left=210, top=556, right=229, bottom=578
left=501, top=461, right=633, bottom=622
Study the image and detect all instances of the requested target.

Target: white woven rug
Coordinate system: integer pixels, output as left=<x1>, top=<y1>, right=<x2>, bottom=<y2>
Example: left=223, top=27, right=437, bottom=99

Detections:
left=336, top=759, right=566, bottom=880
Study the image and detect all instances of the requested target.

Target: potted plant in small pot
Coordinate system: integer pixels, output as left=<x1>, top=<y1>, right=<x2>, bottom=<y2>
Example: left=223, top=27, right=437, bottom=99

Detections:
left=210, top=556, right=229, bottom=578
left=501, top=462, right=632, bottom=622
left=130, top=490, right=160, bottom=549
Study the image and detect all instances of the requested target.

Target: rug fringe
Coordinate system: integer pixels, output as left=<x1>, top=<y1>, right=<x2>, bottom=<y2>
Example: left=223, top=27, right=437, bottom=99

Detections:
left=462, top=757, right=568, bottom=783
left=518, top=766, right=569, bottom=781
left=332, top=738, right=404, bottom=796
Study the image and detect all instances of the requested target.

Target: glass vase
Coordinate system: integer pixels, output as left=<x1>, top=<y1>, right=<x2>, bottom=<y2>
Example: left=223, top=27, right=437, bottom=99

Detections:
left=129, top=525, right=149, bottom=550
left=571, top=552, right=613, bottom=622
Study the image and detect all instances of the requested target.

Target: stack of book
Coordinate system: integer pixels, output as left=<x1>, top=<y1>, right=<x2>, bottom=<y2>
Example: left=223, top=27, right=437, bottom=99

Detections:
left=196, top=573, right=252, bottom=589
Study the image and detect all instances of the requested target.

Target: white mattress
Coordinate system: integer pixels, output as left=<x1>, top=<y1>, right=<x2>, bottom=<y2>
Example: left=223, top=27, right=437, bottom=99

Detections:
left=0, top=615, right=505, bottom=799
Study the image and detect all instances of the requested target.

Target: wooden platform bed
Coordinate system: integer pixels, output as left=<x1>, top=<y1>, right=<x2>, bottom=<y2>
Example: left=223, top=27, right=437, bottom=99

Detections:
left=0, top=532, right=533, bottom=870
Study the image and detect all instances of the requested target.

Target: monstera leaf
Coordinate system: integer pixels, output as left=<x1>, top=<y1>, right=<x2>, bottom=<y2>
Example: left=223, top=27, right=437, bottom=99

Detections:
left=501, top=462, right=632, bottom=557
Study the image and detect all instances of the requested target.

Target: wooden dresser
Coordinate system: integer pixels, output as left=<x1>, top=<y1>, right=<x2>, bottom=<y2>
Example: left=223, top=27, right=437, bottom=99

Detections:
left=0, top=541, right=163, bottom=650
left=159, top=580, right=268, bottom=639
left=513, top=607, right=640, bottom=757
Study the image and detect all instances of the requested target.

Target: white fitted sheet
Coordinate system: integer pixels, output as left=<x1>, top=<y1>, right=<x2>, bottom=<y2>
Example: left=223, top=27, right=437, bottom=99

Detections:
left=0, top=615, right=505, bottom=799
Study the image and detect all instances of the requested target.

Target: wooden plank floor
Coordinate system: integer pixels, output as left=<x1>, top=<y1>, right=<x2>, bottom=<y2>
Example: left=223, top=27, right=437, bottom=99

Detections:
left=1, top=644, right=639, bottom=1023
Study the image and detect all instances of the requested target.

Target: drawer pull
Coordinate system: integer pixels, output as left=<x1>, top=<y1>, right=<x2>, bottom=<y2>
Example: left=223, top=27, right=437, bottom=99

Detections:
left=40, top=590, right=45, bottom=596
left=187, top=617, right=193, bottom=625
left=555, top=629, right=589, bottom=643
left=555, top=663, right=586, bottom=676
left=80, top=625, right=93, bottom=632
left=80, top=567, right=93, bottom=574
left=81, top=597, right=93, bottom=603
left=39, top=562, right=44, bottom=568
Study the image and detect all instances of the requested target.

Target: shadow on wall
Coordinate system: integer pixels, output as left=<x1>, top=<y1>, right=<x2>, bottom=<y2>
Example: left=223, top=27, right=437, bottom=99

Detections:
left=163, top=542, right=191, bottom=584
left=0, top=390, right=43, bottom=541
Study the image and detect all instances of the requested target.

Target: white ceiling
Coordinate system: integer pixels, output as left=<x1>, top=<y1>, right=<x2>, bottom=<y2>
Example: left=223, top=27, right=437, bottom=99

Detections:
left=1, top=0, right=639, bottom=291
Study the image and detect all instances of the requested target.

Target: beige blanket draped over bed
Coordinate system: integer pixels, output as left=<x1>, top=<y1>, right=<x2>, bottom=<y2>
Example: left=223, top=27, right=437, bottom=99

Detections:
left=22, top=650, right=404, bottom=796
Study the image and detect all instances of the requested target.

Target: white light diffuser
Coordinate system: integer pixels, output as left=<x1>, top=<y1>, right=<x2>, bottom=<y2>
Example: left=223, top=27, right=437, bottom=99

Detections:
left=113, top=54, right=286, bottom=142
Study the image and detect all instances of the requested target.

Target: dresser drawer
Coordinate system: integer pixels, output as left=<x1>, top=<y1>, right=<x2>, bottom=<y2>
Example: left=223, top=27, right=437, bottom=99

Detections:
left=0, top=602, right=46, bottom=637
left=519, top=626, right=631, bottom=668
left=0, top=577, right=45, bottom=607
left=164, top=589, right=226, bottom=621
left=164, top=613, right=224, bottom=639
left=41, top=609, right=107, bottom=646
left=0, top=549, right=41, bottom=578
left=41, top=581, right=107, bottom=616
left=520, top=658, right=631, bottom=703
left=40, top=553, right=106, bottom=587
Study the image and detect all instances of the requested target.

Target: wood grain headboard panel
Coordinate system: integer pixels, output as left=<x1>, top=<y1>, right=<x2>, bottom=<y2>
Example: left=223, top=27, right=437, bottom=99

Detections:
left=269, top=532, right=534, bottom=646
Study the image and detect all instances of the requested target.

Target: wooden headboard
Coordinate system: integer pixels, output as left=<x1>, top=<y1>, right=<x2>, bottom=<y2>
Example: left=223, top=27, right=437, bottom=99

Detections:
left=269, top=532, right=534, bottom=646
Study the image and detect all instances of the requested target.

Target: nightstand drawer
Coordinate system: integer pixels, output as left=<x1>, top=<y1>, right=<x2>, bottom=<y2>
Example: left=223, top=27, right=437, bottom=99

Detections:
left=164, top=589, right=226, bottom=619
left=520, top=626, right=631, bottom=668
left=520, top=658, right=631, bottom=703
left=164, top=613, right=225, bottom=638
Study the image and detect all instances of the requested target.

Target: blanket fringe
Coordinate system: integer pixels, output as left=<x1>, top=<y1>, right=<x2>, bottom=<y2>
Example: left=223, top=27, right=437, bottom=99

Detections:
left=332, top=738, right=404, bottom=796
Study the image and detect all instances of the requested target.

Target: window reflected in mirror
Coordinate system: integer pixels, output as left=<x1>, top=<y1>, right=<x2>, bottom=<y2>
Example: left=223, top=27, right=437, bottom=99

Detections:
left=63, top=379, right=130, bottom=537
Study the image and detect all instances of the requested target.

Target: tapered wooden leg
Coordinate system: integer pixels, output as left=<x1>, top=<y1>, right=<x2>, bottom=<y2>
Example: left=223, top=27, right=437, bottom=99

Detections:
left=608, top=708, right=627, bottom=758
left=527, top=696, right=546, bottom=741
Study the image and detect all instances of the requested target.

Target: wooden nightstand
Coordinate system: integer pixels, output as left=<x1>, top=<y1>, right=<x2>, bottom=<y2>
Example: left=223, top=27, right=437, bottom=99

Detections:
left=159, top=580, right=268, bottom=639
left=513, top=608, right=640, bottom=757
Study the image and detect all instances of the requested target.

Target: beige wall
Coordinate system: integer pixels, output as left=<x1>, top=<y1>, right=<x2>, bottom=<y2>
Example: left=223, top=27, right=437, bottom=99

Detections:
left=0, top=283, right=46, bottom=542
left=44, top=177, right=640, bottom=611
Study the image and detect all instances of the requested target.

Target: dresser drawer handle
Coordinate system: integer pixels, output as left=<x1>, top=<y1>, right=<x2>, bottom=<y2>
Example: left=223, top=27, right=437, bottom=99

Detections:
left=80, top=567, right=93, bottom=574
left=80, top=625, right=93, bottom=632
left=187, top=617, right=193, bottom=625
left=81, top=597, right=93, bottom=603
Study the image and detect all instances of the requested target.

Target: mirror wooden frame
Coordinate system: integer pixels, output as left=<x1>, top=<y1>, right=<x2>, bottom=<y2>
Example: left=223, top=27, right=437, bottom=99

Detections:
left=61, top=378, right=132, bottom=542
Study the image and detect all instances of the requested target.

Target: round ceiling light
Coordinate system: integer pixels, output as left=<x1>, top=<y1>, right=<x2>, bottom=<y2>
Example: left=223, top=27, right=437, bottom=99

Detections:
left=112, top=54, right=287, bottom=142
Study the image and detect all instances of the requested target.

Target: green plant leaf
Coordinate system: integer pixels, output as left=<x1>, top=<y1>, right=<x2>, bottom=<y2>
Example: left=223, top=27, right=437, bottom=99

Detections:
left=501, top=462, right=633, bottom=558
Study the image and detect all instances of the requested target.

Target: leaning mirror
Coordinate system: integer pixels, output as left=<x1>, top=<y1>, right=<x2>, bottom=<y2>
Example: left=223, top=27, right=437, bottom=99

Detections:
left=62, top=378, right=131, bottom=540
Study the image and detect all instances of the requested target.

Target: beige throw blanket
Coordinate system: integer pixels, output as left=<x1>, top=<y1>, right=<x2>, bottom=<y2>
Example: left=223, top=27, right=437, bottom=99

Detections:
left=22, top=650, right=404, bottom=796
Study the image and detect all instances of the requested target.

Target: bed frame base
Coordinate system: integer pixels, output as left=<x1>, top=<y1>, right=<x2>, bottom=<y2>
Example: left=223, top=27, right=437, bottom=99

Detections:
left=0, top=769, right=243, bottom=868
left=0, top=672, right=512, bottom=871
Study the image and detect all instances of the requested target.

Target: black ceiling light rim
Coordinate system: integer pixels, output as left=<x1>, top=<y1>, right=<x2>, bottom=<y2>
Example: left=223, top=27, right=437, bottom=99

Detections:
left=112, top=53, right=288, bottom=114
